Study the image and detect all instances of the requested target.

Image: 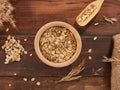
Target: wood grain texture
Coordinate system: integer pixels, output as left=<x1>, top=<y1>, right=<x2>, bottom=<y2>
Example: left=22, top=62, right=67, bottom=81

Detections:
left=0, top=77, right=110, bottom=90
left=0, top=36, right=111, bottom=77
left=0, top=0, right=120, bottom=35
left=0, top=0, right=120, bottom=89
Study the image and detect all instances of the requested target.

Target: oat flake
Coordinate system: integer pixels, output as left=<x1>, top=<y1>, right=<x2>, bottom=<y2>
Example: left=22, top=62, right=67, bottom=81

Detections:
left=40, top=26, right=77, bottom=63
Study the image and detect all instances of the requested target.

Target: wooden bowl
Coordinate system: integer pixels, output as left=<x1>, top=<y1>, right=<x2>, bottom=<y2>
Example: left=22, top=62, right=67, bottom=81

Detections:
left=34, top=21, right=82, bottom=68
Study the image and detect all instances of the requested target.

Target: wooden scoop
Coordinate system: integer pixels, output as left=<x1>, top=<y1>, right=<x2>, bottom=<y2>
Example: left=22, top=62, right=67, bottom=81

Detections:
left=76, top=0, right=104, bottom=26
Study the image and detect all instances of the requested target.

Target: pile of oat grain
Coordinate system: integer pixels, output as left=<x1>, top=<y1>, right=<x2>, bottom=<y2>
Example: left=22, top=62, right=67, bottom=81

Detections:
left=2, top=35, right=27, bottom=64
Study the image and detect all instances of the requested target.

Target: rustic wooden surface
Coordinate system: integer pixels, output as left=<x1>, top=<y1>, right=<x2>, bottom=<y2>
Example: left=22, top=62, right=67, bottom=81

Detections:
left=0, top=0, right=120, bottom=90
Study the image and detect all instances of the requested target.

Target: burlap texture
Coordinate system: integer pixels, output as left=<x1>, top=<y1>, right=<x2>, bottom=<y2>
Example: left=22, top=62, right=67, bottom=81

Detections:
left=111, top=34, right=120, bottom=90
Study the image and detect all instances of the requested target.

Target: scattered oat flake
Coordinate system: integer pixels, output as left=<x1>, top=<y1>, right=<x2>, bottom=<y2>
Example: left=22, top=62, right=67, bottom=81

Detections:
left=88, top=49, right=92, bottom=53
left=4, top=61, right=9, bottom=64
left=13, top=73, right=17, bottom=76
left=93, top=36, right=97, bottom=40
left=24, top=51, right=27, bottom=54
left=23, top=78, right=27, bottom=82
left=103, top=15, right=114, bottom=24
left=6, top=28, right=9, bottom=32
left=94, top=22, right=99, bottom=26
left=88, top=56, right=92, bottom=60
left=111, top=18, right=118, bottom=22
left=8, top=84, right=11, bottom=87
left=36, top=81, right=41, bottom=86
left=24, top=38, right=27, bottom=41
left=30, top=53, right=33, bottom=56
left=31, top=77, right=35, bottom=82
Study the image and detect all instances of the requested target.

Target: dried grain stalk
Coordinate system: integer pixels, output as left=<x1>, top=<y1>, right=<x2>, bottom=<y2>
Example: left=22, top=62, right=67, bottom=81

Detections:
left=92, top=67, right=103, bottom=75
left=56, top=58, right=85, bottom=83
left=0, top=0, right=16, bottom=29
left=103, top=15, right=118, bottom=25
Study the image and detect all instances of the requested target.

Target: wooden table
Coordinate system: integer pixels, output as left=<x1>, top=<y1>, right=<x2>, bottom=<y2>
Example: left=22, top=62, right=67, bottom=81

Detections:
left=0, top=0, right=120, bottom=90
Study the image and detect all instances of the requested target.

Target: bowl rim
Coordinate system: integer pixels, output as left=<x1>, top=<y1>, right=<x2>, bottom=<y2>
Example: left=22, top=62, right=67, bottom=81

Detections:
left=34, top=21, right=82, bottom=68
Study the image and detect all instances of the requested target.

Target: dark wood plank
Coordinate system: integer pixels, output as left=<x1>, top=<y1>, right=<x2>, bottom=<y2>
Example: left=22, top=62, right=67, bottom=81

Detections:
left=1, top=0, right=119, bottom=89
left=0, top=77, right=110, bottom=90
left=0, top=36, right=111, bottom=77
left=0, top=0, right=119, bottom=35
left=0, top=77, right=30, bottom=90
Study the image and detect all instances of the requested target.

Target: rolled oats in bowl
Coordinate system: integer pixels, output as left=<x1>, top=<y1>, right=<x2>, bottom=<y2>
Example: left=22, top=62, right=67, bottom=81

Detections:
left=39, top=26, right=77, bottom=63
left=34, top=21, right=82, bottom=68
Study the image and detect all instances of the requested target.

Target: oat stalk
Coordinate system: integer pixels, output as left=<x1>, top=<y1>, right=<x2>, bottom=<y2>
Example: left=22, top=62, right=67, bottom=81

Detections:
left=94, top=67, right=103, bottom=75
left=0, top=0, right=16, bottom=28
left=56, top=59, right=85, bottom=83
left=103, top=15, right=118, bottom=25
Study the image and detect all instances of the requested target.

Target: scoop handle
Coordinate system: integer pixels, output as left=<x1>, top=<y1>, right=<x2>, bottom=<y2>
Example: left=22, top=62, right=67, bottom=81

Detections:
left=96, top=0, right=104, bottom=8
